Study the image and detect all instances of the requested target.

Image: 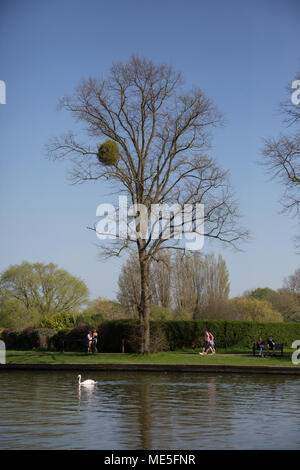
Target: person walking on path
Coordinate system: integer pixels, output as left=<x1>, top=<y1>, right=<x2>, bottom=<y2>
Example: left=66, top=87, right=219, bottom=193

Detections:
left=208, top=331, right=215, bottom=354
left=199, top=329, right=215, bottom=355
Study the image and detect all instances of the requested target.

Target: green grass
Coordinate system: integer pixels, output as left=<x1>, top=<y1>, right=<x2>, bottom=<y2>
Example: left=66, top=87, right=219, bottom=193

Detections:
left=4, top=349, right=299, bottom=367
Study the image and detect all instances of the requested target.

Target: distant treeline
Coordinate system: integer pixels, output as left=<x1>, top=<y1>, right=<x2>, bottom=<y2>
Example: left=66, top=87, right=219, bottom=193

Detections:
left=1, top=261, right=300, bottom=331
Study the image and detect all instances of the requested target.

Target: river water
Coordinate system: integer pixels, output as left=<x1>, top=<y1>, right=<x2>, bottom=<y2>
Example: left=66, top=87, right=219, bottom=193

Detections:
left=0, top=370, right=299, bottom=449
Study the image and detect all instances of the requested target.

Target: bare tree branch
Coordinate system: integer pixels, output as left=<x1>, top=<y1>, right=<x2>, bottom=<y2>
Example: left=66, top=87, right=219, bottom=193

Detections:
left=261, top=67, right=300, bottom=240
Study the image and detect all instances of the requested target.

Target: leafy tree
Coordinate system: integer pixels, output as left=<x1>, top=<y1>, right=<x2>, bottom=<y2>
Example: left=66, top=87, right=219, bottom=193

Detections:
left=0, top=262, right=89, bottom=323
left=246, top=284, right=300, bottom=321
left=40, top=312, right=77, bottom=331
left=0, top=296, right=39, bottom=328
left=248, top=287, right=277, bottom=301
left=227, top=297, right=283, bottom=322
left=273, top=289, right=300, bottom=322
left=82, top=297, right=126, bottom=320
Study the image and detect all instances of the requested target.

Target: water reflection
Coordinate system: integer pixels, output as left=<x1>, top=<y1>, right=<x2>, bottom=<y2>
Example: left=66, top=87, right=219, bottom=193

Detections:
left=0, top=371, right=300, bottom=449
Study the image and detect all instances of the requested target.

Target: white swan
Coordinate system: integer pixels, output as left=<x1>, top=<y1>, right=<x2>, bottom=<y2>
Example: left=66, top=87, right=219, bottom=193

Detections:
left=77, top=374, right=96, bottom=386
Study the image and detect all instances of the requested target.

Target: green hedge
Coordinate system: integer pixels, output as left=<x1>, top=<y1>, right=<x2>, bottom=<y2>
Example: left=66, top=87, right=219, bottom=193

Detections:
left=2, top=320, right=300, bottom=351
left=99, top=319, right=139, bottom=352
left=98, top=319, right=300, bottom=352
left=220, top=321, right=300, bottom=348
left=1, top=327, right=55, bottom=350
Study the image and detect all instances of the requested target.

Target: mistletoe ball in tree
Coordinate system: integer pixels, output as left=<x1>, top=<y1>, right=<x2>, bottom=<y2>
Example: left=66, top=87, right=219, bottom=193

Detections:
left=97, top=140, right=119, bottom=166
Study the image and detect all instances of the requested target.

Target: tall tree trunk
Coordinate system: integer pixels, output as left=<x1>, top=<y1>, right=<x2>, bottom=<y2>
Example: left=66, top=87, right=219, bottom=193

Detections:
left=139, top=250, right=151, bottom=354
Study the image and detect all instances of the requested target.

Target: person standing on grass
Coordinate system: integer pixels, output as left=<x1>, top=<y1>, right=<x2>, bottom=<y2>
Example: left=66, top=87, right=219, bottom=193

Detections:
left=87, top=331, right=93, bottom=353
left=92, top=329, right=98, bottom=353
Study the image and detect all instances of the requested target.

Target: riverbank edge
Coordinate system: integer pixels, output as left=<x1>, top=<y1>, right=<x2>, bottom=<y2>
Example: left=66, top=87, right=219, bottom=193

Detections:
left=1, top=363, right=300, bottom=375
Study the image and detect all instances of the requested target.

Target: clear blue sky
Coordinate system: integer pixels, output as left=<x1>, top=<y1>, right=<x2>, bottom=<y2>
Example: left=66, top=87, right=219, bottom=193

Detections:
left=0, top=0, right=299, bottom=302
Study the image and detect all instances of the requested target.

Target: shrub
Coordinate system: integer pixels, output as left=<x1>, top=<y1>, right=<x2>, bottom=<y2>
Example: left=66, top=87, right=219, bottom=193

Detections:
left=49, top=328, right=71, bottom=351
left=1, top=328, right=22, bottom=349
left=126, top=321, right=169, bottom=353
left=40, top=312, right=77, bottom=331
left=149, top=321, right=169, bottom=353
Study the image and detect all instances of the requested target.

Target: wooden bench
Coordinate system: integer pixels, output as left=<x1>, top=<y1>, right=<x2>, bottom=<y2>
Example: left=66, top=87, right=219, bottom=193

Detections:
left=252, top=342, right=283, bottom=357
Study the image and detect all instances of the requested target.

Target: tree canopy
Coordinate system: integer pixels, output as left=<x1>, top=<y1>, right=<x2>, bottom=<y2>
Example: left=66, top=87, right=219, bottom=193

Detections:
left=0, top=262, right=89, bottom=327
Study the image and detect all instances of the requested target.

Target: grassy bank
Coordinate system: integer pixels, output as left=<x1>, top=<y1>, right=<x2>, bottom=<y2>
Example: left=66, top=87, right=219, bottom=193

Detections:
left=3, top=349, right=298, bottom=367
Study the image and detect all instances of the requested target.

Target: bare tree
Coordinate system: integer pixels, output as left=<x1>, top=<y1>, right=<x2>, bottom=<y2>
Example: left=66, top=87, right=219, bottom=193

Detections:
left=117, top=250, right=172, bottom=315
left=118, top=251, right=229, bottom=319
left=172, top=251, right=230, bottom=318
left=262, top=69, right=300, bottom=249
left=117, top=253, right=141, bottom=316
left=194, top=253, right=230, bottom=318
left=283, top=267, right=300, bottom=297
left=150, top=251, right=172, bottom=309
left=172, top=251, right=198, bottom=314
left=262, top=135, right=300, bottom=213
left=48, top=56, right=248, bottom=353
